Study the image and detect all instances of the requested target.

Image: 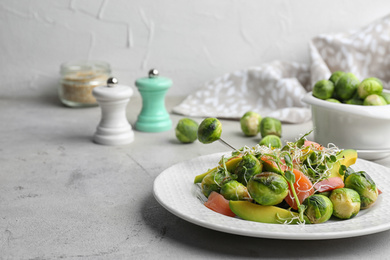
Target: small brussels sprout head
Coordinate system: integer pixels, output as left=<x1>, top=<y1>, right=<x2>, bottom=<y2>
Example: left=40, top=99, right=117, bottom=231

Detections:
left=357, top=77, right=383, bottom=99
left=201, top=168, right=228, bottom=197
left=303, top=194, right=333, bottom=224
left=343, top=166, right=356, bottom=180
left=381, top=92, right=390, bottom=104
left=240, top=111, right=262, bottom=136
left=329, top=188, right=361, bottom=219
left=175, top=118, right=199, bottom=143
left=329, top=71, right=345, bottom=85
left=234, top=153, right=262, bottom=185
left=220, top=180, right=252, bottom=201
left=344, top=171, right=379, bottom=209
left=345, top=96, right=364, bottom=105
left=313, top=80, right=335, bottom=100
left=259, top=135, right=282, bottom=148
left=197, top=118, right=222, bottom=144
left=363, top=94, right=387, bottom=106
left=334, top=72, right=360, bottom=101
left=247, top=172, right=289, bottom=206
left=259, top=117, right=282, bottom=138
left=326, top=98, right=341, bottom=103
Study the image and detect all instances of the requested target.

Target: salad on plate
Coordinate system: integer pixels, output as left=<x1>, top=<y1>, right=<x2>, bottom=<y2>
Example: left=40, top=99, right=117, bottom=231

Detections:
left=194, top=128, right=380, bottom=225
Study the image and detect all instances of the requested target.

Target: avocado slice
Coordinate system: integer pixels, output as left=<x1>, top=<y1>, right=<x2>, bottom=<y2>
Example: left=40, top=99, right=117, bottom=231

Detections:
left=194, top=156, right=243, bottom=184
left=328, top=149, right=357, bottom=180
left=229, top=200, right=309, bottom=224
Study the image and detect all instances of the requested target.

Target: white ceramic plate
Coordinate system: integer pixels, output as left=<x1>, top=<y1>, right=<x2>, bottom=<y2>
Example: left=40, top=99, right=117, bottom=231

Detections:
left=153, top=152, right=390, bottom=240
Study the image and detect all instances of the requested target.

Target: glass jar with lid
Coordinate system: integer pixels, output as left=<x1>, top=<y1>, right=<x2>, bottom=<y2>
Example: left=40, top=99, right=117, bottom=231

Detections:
left=59, top=60, right=111, bottom=107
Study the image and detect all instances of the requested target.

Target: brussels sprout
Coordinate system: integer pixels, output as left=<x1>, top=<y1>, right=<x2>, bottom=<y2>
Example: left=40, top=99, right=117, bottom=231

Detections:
left=363, top=94, right=387, bottom=106
left=344, top=171, right=378, bottom=209
left=198, top=118, right=222, bottom=144
left=313, top=80, right=335, bottom=100
left=343, top=167, right=356, bottom=180
left=345, top=94, right=364, bottom=105
left=260, top=117, right=282, bottom=138
left=220, top=180, right=252, bottom=201
left=334, top=72, right=360, bottom=101
left=234, top=153, right=262, bottom=185
left=326, top=98, right=341, bottom=103
left=247, top=172, right=289, bottom=206
left=259, top=135, right=282, bottom=148
left=357, top=77, right=383, bottom=99
left=329, top=188, right=360, bottom=219
left=381, top=92, right=390, bottom=104
left=303, top=194, right=333, bottom=224
left=201, top=168, right=228, bottom=197
left=175, top=118, right=199, bottom=143
left=318, top=191, right=331, bottom=197
left=240, top=111, right=262, bottom=136
left=329, top=71, right=345, bottom=85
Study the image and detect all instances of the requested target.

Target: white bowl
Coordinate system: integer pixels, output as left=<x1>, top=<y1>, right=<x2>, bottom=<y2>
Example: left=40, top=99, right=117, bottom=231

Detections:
left=302, top=91, right=390, bottom=160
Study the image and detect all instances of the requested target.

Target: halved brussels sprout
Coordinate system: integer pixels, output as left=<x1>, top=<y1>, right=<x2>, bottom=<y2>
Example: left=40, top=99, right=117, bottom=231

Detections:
left=313, top=80, right=335, bottom=100
left=259, top=117, right=282, bottom=138
left=259, top=134, right=282, bottom=148
left=240, top=111, right=262, bottom=136
left=363, top=94, right=387, bottom=106
left=220, top=180, right=251, bottom=201
left=303, top=194, right=333, bottom=224
left=201, top=168, right=227, bottom=197
left=175, top=118, right=199, bottom=143
left=234, top=153, right=262, bottom=185
left=198, top=118, right=222, bottom=144
left=357, top=77, right=383, bottom=99
left=247, top=172, right=289, bottom=206
left=344, top=171, right=378, bottom=209
left=329, top=188, right=360, bottom=219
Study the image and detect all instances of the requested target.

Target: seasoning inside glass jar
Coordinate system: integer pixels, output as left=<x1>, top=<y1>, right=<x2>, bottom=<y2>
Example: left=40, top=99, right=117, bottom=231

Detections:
left=59, top=60, right=111, bottom=107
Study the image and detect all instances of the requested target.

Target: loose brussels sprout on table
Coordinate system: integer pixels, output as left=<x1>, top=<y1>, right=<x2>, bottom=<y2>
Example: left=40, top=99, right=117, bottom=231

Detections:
left=259, top=134, right=282, bottom=148
left=329, top=188, right=361, bottom=219
left=240, top=111, right=262, bottom=136
left=260, top=117, right=282, bottom=138
left=197, top=118, right=222, bottom=144
left=175, top=118, right=199, bottom=143
left=247, top=172, right=289, bottom=206
left=303, top=194, right=333, bottom=224
left=344, top=171, right=379, bottom=209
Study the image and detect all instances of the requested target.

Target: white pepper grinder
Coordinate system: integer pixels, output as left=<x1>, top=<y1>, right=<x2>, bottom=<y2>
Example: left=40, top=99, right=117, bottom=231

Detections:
left=92, top=77, right=134, bottom=145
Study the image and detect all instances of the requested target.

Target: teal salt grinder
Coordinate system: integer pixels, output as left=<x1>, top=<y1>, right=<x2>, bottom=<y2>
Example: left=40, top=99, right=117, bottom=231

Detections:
left=135, top=69, right=172, bottom=132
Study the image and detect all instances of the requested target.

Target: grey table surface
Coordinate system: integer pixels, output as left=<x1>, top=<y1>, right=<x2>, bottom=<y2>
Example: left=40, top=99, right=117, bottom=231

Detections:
left=1, top=94, right=390, bottom=260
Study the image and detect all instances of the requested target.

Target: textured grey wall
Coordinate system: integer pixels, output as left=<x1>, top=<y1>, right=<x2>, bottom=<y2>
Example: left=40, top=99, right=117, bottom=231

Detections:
left=2, top=0, right=390, bottom=98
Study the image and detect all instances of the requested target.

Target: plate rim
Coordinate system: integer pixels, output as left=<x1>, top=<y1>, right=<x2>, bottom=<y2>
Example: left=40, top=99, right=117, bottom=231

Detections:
left=153, top=152, right=390, bottom=240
